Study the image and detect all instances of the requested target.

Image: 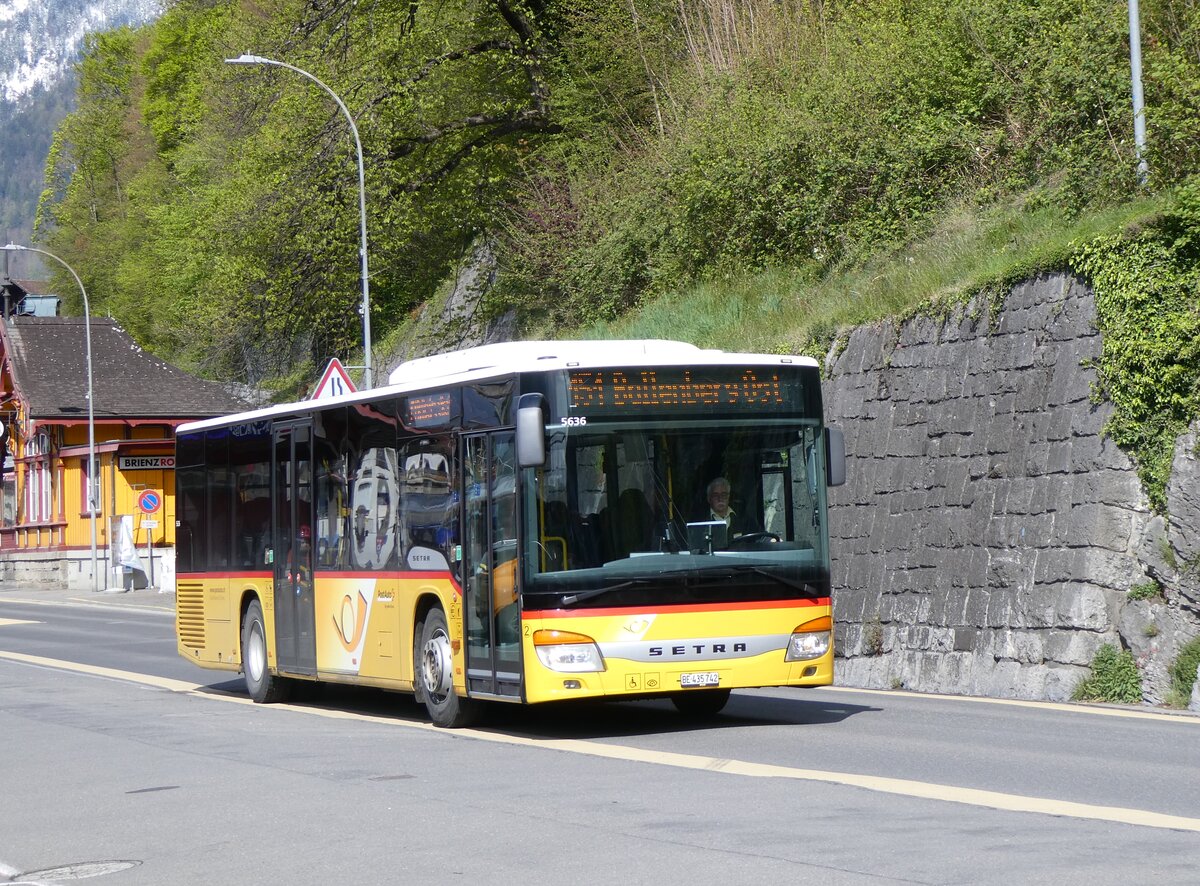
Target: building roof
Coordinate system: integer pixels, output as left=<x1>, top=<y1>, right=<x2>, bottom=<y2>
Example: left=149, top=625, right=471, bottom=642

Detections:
left=3, top=316, right=249, bottom=421
left=11, top=279, right=54, bottom=296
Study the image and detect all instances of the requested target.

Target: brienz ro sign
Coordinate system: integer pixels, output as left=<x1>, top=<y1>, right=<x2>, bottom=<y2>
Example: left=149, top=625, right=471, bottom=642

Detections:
left=119, top=456, right=176, bottom=471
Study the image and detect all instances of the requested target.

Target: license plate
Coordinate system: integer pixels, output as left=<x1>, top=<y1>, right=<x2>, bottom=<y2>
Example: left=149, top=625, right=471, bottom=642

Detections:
left=679, top=672, right=720, bottom=688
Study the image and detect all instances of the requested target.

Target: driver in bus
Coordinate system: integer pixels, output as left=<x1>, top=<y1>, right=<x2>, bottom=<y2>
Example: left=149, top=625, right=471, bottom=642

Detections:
left=705, top=477, right=759, bottom=540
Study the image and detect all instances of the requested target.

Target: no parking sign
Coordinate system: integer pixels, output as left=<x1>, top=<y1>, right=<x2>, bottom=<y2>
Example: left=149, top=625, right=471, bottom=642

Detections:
left=137, top=490, right=161, bottom=514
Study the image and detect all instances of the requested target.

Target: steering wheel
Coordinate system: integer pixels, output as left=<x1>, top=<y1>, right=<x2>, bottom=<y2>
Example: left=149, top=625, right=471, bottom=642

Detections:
left=728, top=531, right=781, bottom=547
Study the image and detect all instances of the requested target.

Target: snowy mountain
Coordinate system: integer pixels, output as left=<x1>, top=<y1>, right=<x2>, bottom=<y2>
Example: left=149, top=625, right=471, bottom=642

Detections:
left=0, top=0, right=161, bottom=105
left=1, top=0, right=161, bottom=273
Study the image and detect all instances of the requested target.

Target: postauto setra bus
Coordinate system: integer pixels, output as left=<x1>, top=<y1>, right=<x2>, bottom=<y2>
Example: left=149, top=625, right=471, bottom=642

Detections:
left=174, top=340, right=846, bottom=727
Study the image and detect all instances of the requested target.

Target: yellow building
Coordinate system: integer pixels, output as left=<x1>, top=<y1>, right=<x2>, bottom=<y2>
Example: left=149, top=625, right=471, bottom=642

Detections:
left=0, top=280, right=248, bottom=590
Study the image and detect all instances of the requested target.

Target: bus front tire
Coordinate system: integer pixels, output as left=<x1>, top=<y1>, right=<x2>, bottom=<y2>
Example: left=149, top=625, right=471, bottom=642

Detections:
left=242, top=599, right=291, bottom=704
left=671, top=688, right=731, bottom=717
left=414, top=608, right=478, bottom=728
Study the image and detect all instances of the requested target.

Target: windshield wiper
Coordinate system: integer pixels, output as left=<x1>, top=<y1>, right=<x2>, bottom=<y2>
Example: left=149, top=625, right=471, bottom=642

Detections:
left=739, top=565, right=818, bottom=595
left=561, top=579, right=649, bottom=607
left=679, top=562, right=818, bottom=595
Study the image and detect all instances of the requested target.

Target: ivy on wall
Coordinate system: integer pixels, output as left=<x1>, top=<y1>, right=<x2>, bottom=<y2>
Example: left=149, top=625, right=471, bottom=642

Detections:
left=1071, top=180, right=1200, bottom=514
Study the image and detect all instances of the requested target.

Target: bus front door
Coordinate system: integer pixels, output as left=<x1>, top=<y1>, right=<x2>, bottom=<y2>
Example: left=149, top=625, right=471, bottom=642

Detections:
left=271, top=420, right=316, bottom=675
left=462, top=432, right=522, bottom=700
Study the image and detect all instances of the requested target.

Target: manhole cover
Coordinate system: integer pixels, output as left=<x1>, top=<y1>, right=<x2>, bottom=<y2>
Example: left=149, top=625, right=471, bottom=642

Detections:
left=20, top=861, right=141, bottom=881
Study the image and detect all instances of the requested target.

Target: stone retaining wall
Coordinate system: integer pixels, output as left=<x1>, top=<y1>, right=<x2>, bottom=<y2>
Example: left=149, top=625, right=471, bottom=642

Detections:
left=824, top=272, right=1200, bottom=702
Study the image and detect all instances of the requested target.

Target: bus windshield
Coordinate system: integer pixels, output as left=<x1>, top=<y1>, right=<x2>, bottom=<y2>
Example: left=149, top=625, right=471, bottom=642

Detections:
left=521, top=417, right=831, bottom=609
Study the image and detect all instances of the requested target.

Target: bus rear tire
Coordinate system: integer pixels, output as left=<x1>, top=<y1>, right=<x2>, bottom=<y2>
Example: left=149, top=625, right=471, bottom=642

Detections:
left=671, top=688, right=731, bottom=717
left=415, top=607, right=477, bottom=728
left=242, top=599, right=291, bottom=704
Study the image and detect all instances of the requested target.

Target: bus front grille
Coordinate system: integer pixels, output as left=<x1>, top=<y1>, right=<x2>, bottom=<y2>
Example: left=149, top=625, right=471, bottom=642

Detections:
left=176, top=581, right=205, bottom=649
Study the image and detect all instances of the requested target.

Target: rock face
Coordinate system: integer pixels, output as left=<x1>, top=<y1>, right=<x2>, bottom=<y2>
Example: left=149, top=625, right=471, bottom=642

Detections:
left=823, top=272, right=1199, bottom=703
left=382, top=241, right=516, bottom=374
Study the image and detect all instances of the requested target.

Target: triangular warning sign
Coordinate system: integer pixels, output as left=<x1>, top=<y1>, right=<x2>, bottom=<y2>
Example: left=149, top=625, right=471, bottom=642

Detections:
left=309, top=358, right=358, bottom=400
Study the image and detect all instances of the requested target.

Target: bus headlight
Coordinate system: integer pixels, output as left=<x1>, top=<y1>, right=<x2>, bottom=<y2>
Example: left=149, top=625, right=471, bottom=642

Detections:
left=785, top=616, right=832, bottom=662
left=533, top=629, right=606, bottom=673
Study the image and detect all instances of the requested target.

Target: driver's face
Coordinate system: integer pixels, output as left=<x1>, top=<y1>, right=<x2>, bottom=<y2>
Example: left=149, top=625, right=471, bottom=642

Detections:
left=708, top=486, right=730, bottom=516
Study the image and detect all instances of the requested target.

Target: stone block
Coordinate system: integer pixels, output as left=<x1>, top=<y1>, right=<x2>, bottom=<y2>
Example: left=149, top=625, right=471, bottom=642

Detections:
left=1034, top=549, right=1075, bottom=586
left=1008, top=512, right=1053, bottom=548
left=989, top=477, right=1010, bottom=513
left=1065, top=504, right=1134, bottom=552
left=1013, top=585, right=1057, bottom=628
left=1043, top=663, right=1088, bottom=702
left=967, top=547, right=990, bottom=592
left=994, top=628, right=1046, bottom=664
left=1043, top=440, right=1074, bottom=475
left=1047, top=340, right=1095, bottom=406
left=983, top=514, right=1015, bottom=548
left=1023, top=442, right=1051, bottom=477
left=1054, top=584, right=1113, bottom=630
left=1071, top=469, right=1142, bottom=508
left=1095, top=435, right=1136, bottom=471
left=937, top=458, right=968, bottom=507
left=886, top=426, right=929, bottom=458
left=1046, top=408, right=1075, bottom=443
left=1137, top=515, right=1174, bottom=578
left=1006, top=330, right=1041, bottom=371
left=986, top=587, right=1019, bottom=627
left=1167, top=421, right=1200, bottom=562
left=985, top=415, right=1018, bottom=458
left=953, top=627, right=977, bottom=651
left=1044, top=630, right=1105, bottom=667
left=1074, top=547, right=1143, bottom=591
left=1004, top=478, right=1035, bottom=515
left=1014, top=368, right=1052, bottom=409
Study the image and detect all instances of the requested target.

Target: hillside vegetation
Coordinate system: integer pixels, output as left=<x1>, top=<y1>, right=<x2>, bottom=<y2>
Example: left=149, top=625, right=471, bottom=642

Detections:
left=34, top=0, right=1200, bottom=502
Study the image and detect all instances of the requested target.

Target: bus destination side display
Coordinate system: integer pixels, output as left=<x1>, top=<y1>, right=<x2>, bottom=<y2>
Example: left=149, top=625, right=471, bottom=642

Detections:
left=568, top=368, right=802, bottom=414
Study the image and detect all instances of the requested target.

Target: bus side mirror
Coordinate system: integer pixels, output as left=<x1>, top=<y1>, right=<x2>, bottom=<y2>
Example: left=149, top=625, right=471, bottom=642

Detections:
left=516, top=393, right=547, bottom=468
left=825, top=426, right=846, bottom=487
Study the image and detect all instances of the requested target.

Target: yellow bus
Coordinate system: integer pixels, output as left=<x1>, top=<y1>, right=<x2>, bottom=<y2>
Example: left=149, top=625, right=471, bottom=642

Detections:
left=174, top=340, right=846, bottom=727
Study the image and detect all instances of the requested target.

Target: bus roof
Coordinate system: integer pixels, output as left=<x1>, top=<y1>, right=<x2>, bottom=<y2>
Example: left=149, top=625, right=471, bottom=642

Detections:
left=178, top=339, right=821, bottom=434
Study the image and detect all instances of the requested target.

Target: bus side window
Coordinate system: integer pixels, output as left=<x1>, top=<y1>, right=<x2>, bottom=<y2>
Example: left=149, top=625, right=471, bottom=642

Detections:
left=315, top=451, right=347, bottom=569
left=399, top=436, right=457, bottom=572
left=348, top=447, right=399, bottom=570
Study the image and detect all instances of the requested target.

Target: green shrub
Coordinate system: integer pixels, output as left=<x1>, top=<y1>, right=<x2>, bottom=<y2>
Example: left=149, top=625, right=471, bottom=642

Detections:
left=1072, top=180, right=1200, bottom=513
left=1128, top=580, right=1163, bottom=601
left=1072, top=644, right=1143, bottom=704
left=1167, top=637, right=1200, bottom=708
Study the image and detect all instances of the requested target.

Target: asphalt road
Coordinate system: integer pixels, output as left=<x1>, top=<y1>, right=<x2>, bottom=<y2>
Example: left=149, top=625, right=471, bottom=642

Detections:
left=2, top=588, right=1199, bottom=885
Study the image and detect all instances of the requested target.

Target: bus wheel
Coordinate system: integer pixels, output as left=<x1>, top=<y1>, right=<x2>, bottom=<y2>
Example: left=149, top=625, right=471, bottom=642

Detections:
left=671, top=688, right=731, bottom=717
left=414, top=608, right=477, bottom=728
left=242, top=599, right=291, bottom=704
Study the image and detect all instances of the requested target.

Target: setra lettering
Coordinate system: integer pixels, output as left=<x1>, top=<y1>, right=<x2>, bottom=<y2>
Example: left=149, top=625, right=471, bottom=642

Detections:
left=646, top=642, right=749, bottom=657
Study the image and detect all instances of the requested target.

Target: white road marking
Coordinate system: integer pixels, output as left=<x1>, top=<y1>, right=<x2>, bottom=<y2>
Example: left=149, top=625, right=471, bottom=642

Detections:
left=816, top=684, right=1200, bottom=725
left=0, top=859, right=53, bottom=886
left=0, top=595, right=174, bottom=614
left=0, top=618, right=40, bottom=627
left=3, top=650, right=1199, bottom=834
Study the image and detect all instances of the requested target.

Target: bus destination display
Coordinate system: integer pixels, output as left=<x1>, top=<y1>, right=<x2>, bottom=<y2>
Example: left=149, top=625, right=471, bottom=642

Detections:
left=405, top=391, right=456, bottom=428
left=568, top=368, right=803, bottom=414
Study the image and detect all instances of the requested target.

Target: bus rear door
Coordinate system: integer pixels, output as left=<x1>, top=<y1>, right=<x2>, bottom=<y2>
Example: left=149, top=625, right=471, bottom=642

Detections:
left=271, top=420, right=316, bottom=675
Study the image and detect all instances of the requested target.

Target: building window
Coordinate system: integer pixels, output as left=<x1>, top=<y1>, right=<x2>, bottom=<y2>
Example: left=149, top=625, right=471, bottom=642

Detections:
left=80, top=457, right=97, bottom=515
left=26, top=432, right=51, bottom=523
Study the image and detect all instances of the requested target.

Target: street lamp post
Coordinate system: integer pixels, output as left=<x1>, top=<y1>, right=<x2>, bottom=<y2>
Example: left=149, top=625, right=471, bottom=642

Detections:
left=225, top=54, right=374, bottom=389
left=2, top=243, right=101, bottom=593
